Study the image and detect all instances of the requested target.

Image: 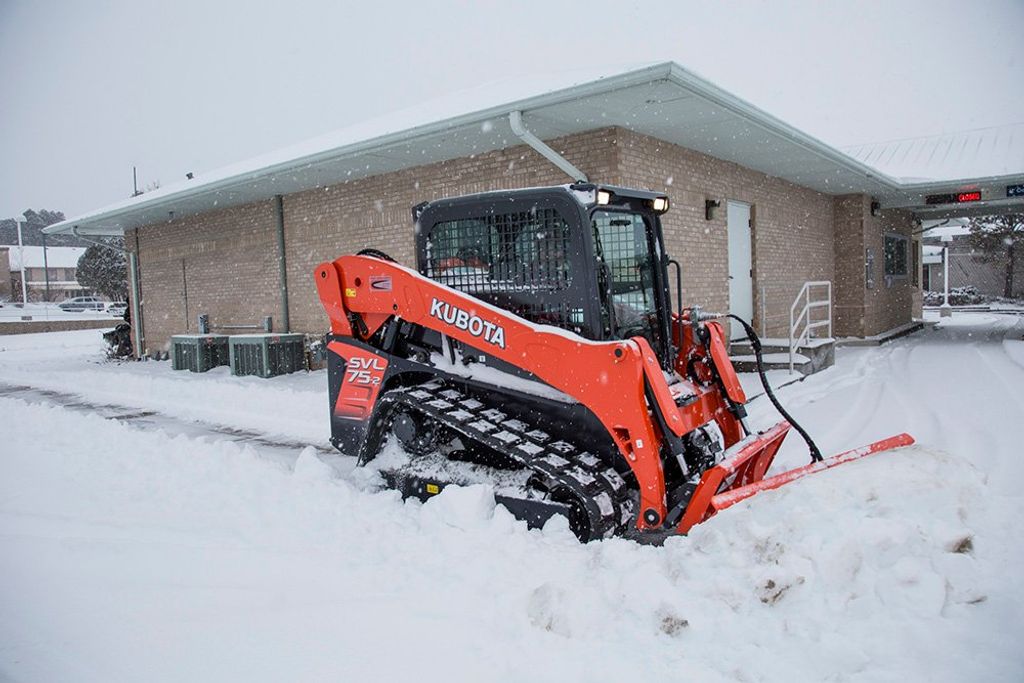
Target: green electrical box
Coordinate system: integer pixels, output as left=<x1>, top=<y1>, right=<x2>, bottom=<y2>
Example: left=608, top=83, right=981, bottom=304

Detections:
left=229, top=334, right=306, bottom=378
left=171, top=334, right=229, bottom=372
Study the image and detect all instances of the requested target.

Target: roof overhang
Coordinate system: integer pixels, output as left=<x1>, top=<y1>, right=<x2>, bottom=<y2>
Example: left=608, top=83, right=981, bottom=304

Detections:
left=45, top=61, right=1024, bottom=236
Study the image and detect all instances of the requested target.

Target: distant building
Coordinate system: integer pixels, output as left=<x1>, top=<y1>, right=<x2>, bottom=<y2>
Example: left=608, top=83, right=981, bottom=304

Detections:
left=922, top=219, right=1024, bottom=299
left=5, top=246, right=89, bottom=302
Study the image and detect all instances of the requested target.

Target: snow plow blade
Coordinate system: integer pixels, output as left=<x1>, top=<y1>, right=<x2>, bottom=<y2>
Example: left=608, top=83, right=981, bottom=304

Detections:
left=675, top=431, right=915, bottom=532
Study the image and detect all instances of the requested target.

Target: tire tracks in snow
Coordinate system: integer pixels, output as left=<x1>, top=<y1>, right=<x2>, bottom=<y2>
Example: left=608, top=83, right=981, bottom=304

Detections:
left=0, top=382, right=342, bottom=471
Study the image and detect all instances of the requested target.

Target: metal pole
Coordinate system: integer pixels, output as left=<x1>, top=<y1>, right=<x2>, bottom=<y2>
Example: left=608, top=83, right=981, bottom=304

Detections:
left=942, top=246, right=949, bottom=304
left=940, top=242, right=952, bottom=318
left=15, top=218, right=27, bottom=303
left=42, top=229, right=51, bottom=302
left=274, top=195, right=290, bottom=332
left=129, top=251, right=145, bottom=357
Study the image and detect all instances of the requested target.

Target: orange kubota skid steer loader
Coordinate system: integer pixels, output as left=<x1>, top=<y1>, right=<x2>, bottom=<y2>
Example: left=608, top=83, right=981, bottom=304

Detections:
left=315, top=184, right=913, bottom=542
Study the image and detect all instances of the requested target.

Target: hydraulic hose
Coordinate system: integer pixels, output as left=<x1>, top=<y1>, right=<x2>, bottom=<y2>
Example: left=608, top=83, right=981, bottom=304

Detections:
left=357, top=248, right=397, bottom=262
left=727, top=314, right=823, bottom=463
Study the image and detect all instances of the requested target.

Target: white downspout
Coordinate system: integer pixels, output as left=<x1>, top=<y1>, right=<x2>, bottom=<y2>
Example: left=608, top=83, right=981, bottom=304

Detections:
left=508, top=110, right=588, bottom=183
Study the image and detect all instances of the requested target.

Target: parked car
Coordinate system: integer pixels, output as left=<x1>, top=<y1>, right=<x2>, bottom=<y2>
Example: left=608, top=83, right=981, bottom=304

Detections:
left=58, top=296, right=105, bottom=312
left=106, top=301, right=128, bottom=317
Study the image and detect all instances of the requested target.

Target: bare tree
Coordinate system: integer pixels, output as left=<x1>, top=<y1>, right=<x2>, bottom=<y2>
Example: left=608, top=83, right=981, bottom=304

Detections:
left=967, top=214, right=1024, bottom=298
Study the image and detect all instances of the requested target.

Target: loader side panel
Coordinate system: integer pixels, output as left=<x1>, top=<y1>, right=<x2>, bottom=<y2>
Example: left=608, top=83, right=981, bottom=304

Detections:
left=327, top=339, right=394, bottom=456
left=329, top=341, right=389, bottom=420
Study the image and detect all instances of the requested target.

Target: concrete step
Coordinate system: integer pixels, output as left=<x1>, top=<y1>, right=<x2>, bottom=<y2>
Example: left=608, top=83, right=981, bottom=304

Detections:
left=729, top=337, right=835, bottom=376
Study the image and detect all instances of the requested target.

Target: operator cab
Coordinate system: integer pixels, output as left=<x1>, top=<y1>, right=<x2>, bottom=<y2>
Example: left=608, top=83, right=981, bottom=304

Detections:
left=413, top=183, right=675, bottom=369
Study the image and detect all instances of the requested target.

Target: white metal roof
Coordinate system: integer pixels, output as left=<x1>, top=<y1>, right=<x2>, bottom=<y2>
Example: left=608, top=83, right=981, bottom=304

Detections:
left=45, top=61, right=1024, bottom=236
left=6, top=246, right=86, bottom=271
left=843, top=123, right=1024, bottom=183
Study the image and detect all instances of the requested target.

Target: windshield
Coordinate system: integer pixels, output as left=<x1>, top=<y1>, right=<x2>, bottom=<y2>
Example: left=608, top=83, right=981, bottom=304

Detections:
left=591, top=209, right=664, bottom=354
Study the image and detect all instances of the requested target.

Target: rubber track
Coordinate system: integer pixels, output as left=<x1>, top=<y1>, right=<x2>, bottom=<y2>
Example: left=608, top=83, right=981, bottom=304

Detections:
left=371, top=380, right=635, bottom=540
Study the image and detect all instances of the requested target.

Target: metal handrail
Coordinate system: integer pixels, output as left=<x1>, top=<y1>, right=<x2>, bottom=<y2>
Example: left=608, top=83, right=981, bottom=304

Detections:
left=788, top=281, right=832, bottom=372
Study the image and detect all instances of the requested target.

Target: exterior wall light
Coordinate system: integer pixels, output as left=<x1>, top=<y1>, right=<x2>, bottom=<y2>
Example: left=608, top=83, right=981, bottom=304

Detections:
left=705, top=199, right=721, bottom=220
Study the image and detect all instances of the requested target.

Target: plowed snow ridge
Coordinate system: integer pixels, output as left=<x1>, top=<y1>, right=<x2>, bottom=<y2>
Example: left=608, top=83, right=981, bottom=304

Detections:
left=1, top=313, right=1022, bottom=682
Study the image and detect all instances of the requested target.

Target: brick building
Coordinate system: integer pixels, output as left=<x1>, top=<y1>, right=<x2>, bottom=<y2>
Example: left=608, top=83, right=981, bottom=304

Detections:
left=45, top=62, right=1024, bottom=357
left=921, top=220, right=1024, bottom=300
left=6, top=246, right=88, bottom=302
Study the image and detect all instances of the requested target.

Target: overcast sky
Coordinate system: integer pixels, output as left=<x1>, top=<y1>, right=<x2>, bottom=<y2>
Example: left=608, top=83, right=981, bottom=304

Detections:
left=1, top=0, right=1022, bottom=220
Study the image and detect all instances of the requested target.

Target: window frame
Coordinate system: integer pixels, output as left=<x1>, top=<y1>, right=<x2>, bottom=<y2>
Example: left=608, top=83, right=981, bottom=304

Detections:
left=883, top=232, right=909, bottom=279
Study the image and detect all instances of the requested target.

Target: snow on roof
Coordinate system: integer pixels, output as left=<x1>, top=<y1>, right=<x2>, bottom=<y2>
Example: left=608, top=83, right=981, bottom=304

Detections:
left=6, top=246, right=86, bottom=271
left=842, top=122, right=1024, bottom=183
left=921, top=218, right=970, bottom=240
left=50, top=62, right=655, bottom=225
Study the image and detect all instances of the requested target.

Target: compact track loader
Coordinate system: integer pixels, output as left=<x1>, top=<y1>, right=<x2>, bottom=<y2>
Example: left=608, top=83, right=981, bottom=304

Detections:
left=315, top=184, right=913, bottom=541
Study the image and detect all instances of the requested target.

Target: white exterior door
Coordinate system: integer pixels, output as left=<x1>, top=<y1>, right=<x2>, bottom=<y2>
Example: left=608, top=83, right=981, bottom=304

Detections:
left=727, top=201, right=753, bottom=337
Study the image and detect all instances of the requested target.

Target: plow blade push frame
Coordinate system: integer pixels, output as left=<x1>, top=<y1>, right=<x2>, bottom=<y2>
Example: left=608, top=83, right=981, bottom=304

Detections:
left=677, top=428, right=916, bottom=533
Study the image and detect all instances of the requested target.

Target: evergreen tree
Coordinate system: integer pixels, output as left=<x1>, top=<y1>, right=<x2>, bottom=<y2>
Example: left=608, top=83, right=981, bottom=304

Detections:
left=0, top=209, right=87, bottom=247
left=76, top=238, right=128, bottom=300
left=967, top=214, right=1024, bottom=298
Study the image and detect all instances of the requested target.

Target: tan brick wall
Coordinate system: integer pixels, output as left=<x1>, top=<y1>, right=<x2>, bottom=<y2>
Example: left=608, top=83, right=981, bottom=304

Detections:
left=831, top=195, right=917, bottom=337
left=865, top=208, right=915, bottom=335
left=134, top=129, right=619, bottom=351
left=832, top=194, right=868, bottom=337
left=616, top=129, right=835, bottom=338
left=131, top=200, right=279, bottom=351
left=283, top=128, right=620, bottom=334
left=129, top=125, right=916, bottom=354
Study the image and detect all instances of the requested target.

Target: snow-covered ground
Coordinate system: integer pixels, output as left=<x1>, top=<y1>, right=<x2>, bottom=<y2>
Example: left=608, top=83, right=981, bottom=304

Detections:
left=0, top=302, right=121, bottom=323
left=1, top=312, right=1022, bottom=682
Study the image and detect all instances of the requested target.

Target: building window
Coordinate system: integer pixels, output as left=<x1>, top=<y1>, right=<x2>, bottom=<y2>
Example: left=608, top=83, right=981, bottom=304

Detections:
left=884, top=234, right=908, bottom=278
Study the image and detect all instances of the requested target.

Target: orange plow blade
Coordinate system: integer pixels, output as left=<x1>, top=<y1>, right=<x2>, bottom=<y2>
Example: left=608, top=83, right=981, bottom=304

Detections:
left=712, top=432, right=915, bottom=511
left=676, top=427, right=915, bottom=534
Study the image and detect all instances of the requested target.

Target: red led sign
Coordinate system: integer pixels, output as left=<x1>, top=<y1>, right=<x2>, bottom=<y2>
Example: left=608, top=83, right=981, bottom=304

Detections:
left=925, top=190, right=982, bottom=205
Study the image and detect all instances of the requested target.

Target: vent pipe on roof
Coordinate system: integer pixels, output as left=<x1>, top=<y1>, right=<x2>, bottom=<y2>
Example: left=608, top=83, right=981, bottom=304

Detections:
left=508, top=110, right=588, bottom=183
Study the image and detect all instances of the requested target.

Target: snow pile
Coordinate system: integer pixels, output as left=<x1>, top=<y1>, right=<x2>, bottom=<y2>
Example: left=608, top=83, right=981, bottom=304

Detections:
left=1, top=315, right=1023, bottom=680
left=0, top=396, right=1012, bottom=682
